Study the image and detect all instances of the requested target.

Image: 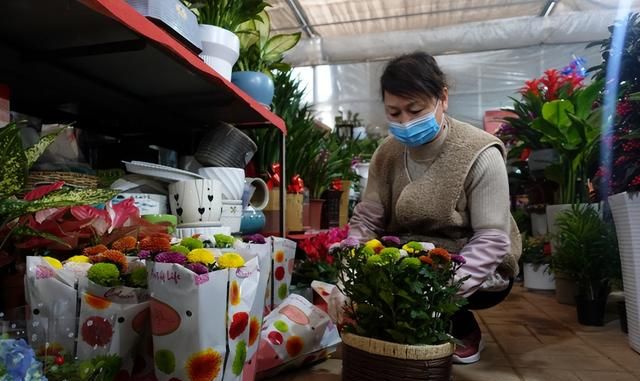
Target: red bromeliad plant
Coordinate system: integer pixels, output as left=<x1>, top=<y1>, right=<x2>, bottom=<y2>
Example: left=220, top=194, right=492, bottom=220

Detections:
left=294, top=225, right=349, bottom=286
left=497, top=67, right=587, bottom=160
left=498, top=61, right=603, bottom=204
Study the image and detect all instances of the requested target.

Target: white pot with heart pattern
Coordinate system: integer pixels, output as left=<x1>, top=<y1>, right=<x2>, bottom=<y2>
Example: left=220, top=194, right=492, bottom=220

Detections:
left=168, top=179, right=222, bottom=225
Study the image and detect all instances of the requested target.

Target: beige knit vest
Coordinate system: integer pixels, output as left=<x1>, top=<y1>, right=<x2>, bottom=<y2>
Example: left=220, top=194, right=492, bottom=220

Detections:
left=375, top=117, right=521, bottom=277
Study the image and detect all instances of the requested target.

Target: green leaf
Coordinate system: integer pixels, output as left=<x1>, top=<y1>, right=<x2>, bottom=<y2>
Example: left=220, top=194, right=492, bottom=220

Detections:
left=262, top=33, right=301, bottom=63
left=628, top=91, right=640, bottom=101
left=575, top=80, right=602, bottom=119
left=11, top=225, right=72, bottom=248
left=256, top=10, right=271, bottom=48
left=542, top=100, right=574, bottom=128
left=24, top=127, right=65, bottom=168
left=0, top=188, right=118, bottom=221
left=0, top=122, right=28, bottom=199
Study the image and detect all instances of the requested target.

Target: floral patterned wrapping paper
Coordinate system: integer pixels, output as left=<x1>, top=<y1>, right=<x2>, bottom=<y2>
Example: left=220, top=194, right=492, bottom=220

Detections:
left=147, top=255, right=260, bottom=381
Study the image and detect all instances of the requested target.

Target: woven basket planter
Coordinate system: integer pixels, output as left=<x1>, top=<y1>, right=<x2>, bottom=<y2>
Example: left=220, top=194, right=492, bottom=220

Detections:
left=342, top=333, right=454, bottom=381
left=26, top=171, right=99, bottom=190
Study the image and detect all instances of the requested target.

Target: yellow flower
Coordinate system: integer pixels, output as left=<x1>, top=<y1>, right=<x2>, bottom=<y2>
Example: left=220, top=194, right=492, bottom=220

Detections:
left=66, top=255, right=90, bottom=264
left=217, top=252, right=245, bottom=269
left=365, top=239, right=384, bottom=254
left=43, top=256, right=63, bottom=270
left=402, top=242, right=424, bottom=254
left=187, top=249, right=215, bottom=265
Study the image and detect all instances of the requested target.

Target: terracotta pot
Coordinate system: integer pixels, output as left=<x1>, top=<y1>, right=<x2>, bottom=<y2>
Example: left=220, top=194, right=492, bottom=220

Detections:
left=309, top=199, right=325, bottom=230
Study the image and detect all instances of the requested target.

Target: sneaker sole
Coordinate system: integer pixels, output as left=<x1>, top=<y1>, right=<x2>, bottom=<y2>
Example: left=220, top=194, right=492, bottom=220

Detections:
left=452, top=337, right=485, bottom=365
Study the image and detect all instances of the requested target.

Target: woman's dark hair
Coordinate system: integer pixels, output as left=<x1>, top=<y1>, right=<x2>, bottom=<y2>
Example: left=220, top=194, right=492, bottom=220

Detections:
left=380, top=52, right=447, bottom=100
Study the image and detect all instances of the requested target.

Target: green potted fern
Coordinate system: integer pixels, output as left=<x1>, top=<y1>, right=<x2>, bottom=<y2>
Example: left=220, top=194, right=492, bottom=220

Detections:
left=187, top=0, right=269, bottom=80
left=232, top=10, right=301, bottom=105
left=551, top=204, right=620, bottom=326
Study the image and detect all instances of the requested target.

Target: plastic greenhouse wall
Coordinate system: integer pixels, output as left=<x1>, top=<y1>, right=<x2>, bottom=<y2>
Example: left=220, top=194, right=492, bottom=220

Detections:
left=292, top=43, right=602, bottom=133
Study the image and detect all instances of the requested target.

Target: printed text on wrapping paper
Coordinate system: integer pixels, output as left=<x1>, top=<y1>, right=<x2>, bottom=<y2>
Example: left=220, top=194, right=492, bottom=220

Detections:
left=151, top=269, right=181, bottom=284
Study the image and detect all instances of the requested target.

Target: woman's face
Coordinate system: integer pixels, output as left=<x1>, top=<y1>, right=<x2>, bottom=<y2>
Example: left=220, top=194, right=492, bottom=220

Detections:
left=383, top=89, right=449, bottom=125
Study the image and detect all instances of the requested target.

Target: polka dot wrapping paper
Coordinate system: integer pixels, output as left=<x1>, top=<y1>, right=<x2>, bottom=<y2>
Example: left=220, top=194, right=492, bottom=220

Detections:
left=255, top=294, right=342, bottom=378
left=266, top=237, right=297, bottom=311
left=147, top=255, right=261, bottom=381
left=76, top=281, right=151, bottom=375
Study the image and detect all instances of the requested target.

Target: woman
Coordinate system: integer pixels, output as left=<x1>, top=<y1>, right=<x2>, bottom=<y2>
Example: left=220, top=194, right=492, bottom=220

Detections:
left=349, top=52, right=521, bottom=364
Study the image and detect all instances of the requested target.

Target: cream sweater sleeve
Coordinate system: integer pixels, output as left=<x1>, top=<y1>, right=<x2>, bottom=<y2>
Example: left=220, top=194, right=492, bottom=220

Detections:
left=465, top=147, right=510, bottom=233
left=456, top=147, right=511, bottom=296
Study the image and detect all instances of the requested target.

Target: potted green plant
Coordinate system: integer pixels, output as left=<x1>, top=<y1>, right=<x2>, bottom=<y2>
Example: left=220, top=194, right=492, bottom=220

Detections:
left=521, top=235, right=555, bottom=291
left=0, top=122, right=117, bottom=309
left=333, top=238, right=468, bottom=380
left=186, top=0, right=269, bottom=80
left=590, top=12, right=640, bottom=351
left=551, top=204, right=620, bottom=326
left=499, top=67, right=603, bottom=244
left=232, top=10, right=301, bottom=105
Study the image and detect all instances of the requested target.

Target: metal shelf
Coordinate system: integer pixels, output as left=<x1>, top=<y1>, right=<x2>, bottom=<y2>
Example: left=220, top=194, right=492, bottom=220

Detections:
left=0, top=0, right=286, bottom=136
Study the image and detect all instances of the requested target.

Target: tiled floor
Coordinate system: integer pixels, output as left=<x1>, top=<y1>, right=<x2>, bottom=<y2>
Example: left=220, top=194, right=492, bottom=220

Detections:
left=270, top=284, right=640, bottom=380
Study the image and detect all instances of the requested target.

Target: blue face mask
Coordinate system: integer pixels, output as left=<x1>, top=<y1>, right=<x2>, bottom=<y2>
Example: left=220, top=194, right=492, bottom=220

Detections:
left=388, top=101, right=441, bottom=147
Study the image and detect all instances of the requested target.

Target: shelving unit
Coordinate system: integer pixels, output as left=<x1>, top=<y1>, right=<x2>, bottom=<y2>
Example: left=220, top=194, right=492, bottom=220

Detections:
left=0, top=0, right=287, bottom=235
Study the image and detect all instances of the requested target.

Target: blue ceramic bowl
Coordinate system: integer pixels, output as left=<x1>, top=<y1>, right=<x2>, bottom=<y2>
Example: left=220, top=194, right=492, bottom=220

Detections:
left=231, top=71, right=274, bottom=106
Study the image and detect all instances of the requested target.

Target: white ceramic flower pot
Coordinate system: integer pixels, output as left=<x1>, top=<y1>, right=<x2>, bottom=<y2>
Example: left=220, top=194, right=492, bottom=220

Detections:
left=198, top=167, right=245, bottom=200
left=530, top=212, right=548, bottom=236
left=523, top=263, right=555, bottom=290
left=168, top=179, right=222, bottom=224
left=199, top=24, right=240, bottom=81
left=609, top=191, right=640, bottom=353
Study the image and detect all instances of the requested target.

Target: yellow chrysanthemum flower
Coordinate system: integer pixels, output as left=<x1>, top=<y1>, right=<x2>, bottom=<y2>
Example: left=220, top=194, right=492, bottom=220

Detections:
left=187, top=248, right=215, bottom=265
left=402, top=242, right=424, bottom=254
left=43, top=256, right=63, bottom=270
left=365, top=239, right=384, bottom=254
left=66, top=255, right=90, bottom=264
left=217, top=252, right=245, bottom=269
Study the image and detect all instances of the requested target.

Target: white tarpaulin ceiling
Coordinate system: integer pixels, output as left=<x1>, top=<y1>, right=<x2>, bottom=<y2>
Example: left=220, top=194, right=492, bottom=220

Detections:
left=267, top=0, right=640, bottom=64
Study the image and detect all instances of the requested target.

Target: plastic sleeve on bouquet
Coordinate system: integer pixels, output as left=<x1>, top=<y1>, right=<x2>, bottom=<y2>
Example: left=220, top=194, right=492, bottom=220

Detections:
left=223, top=256, right=260, bottom=381
left=24, top=256, right=79, bottom=356
left=76, top=280, right=150, bottom=376
left=269, top=237, right=297, bottom=309
left=256, top=294, right=342, bottom=377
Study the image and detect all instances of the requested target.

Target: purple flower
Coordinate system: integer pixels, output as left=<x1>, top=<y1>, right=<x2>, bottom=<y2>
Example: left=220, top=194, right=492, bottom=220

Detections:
left=381, top=236, right=401, bottom=246
left=243, top=234, right=266, bottom=244
left=155, top=252, right=187, bottom=264
left=340, top=237, right=360, bottom=249
left=138, top=250, right=151, bottom=260
left=185, top=263, right=209, bottom=275
left=451, top=255, right=466, bottom=265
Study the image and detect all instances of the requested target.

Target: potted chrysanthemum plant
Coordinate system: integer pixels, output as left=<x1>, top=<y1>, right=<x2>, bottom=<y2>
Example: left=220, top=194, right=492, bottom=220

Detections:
left=331, top=237, right=468, bottom=381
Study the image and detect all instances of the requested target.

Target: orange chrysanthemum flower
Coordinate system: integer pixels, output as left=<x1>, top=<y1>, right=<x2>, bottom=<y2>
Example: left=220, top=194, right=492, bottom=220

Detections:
left=139, top=235, right=171, bottom=253
left=419, top=255, right=433, bottom=265
left=98, top=250, right=128, bottom=272
left=186, top=348, right=223, bottom=381
left=429, top=248, right=451, bottom=262
left=83, top=244, right=108, bottom=257
left=111, top=236, right=137, bottom=252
